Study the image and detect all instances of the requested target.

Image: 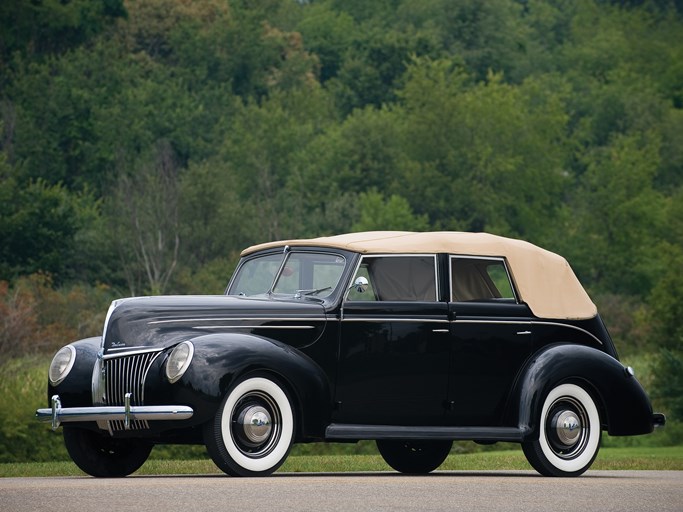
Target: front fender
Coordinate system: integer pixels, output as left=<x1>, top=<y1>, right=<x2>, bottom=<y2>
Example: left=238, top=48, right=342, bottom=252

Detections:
left=46, top=337, right=101, bottom=407
left=507, top=344, right=655, bottom=439
left=163, top=333, right=332, bottom=440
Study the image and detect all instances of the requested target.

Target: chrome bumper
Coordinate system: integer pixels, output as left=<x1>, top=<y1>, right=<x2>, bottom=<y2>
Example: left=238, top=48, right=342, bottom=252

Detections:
left=36, top=394, right=194, bottom=431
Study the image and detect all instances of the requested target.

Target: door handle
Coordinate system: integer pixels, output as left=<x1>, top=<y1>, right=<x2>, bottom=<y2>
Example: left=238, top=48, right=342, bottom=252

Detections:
left=516, top=330, right=532, bottom=335
left=432, top=329, right=449, bottom=333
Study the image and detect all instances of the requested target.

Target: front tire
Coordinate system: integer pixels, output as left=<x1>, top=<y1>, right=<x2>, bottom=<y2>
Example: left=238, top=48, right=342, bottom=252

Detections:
left=63, top=427, right=152, bottom=477
left=377, top=439, right=453, bottom=474
left=204, top=375, right=295, bottom=477
left=522, top=383, right=601, bottom=477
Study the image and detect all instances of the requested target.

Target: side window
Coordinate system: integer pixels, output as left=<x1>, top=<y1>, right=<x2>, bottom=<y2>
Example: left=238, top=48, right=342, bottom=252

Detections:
left=347, top=255, right=437, bottom=302
left=450, top=257, right=516, bottom=302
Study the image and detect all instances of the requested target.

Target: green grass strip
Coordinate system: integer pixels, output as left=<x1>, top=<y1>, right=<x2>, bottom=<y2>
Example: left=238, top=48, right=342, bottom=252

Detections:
left=2, top=446, right=681, bottom=478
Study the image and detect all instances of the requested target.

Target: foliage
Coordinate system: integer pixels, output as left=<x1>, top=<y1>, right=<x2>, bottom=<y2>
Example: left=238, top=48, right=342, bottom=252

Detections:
left=1, top=0, right=682, bottom=460
left=0, top=173, right=101, bottom=283
left=652, top=350, right=683, bottom=422
left=107, top=140, right=181, bottom=295
left=2, top=0, right=680, bottom=306
left=0, top=275, right=113, bottom=358
left=0, top=356, right=68, bottom=463
left=351, top=190, right=429, bottom=232
left=0, top=0, right=126, bottom=68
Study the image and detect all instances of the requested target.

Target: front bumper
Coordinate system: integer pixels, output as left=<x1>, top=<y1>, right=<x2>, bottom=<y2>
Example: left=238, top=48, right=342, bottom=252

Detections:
left=36, top=394, right=194, bottom=431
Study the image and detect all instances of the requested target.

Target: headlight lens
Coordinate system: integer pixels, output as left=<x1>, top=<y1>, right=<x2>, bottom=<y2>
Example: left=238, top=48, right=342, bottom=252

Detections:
left=49, top=345, right=76, bottom=386
left=166, top=341, right=194, bottom=384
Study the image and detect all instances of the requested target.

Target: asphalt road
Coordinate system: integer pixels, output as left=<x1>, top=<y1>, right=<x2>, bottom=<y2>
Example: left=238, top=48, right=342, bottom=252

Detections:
left=1, top=470, right=681, bottom=512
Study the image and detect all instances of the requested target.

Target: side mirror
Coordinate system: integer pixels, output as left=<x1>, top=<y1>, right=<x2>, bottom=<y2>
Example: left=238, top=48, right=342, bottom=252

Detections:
left=352, top=276, right=369, bottom=293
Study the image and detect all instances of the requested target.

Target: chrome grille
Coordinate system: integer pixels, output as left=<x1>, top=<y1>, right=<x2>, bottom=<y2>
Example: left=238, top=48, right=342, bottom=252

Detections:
left=103, top=350, right=162, bottom=431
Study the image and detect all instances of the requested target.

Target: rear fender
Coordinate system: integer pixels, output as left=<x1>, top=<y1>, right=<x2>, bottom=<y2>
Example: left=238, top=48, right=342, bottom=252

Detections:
left=507, top=344, right=655, bottom=440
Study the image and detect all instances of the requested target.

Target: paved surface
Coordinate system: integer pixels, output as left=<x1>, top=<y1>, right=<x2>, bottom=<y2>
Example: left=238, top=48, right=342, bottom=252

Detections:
left=1, top=471, right=682, bottom=512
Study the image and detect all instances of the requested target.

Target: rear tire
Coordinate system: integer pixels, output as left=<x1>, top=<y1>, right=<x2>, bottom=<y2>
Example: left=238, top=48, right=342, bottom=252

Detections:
left=522, top=383, right=601, bottom=477
left=377, top=439, right=453, bottom=474
left=63, top=427, right=152, bottom=477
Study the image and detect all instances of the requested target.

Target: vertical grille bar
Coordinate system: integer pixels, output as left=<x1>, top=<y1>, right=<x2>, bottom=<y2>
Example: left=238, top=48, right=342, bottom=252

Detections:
left=103, top=350, right=162, bottom=432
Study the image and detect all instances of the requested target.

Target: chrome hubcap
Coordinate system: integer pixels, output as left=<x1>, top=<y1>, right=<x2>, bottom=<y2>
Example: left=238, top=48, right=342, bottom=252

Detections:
left=551, top=410, right=582, bottom=447
left=545, top=396, right=589, bottom=459
left=231, top=391, right=281, bottom=458
left=240, top=406, right=272, bottom=444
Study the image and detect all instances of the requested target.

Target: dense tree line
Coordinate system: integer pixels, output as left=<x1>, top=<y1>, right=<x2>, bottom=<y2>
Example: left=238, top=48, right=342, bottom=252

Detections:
left=1, top=0, right=682, bottom=418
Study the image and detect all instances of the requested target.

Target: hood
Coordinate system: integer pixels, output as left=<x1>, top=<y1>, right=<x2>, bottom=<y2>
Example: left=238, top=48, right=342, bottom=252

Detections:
left=102, top=295, right=327, bottom=353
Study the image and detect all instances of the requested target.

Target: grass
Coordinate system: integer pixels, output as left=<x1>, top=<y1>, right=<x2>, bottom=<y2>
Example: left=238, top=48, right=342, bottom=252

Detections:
left=1, top=446, right=682, bottom=478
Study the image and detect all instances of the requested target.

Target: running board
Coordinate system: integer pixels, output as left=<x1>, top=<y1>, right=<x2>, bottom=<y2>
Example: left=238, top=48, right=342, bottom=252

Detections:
left=325, top=424, right=526, bottom=442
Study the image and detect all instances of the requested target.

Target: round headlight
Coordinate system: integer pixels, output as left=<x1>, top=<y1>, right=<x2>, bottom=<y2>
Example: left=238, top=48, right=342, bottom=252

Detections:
left=166, top=341, right=194, bottom=384
left=49, top=345, right=76, bottom=386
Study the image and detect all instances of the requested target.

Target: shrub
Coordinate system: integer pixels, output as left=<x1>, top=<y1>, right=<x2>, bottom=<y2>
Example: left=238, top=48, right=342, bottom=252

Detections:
left=0, top=274, right=114, bottom=358
left=0, top=356, right=69, bottom=463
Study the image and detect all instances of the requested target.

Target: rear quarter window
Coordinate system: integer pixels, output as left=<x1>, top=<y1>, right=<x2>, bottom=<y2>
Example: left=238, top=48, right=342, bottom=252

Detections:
left=450, top=257, right=516, bottom=302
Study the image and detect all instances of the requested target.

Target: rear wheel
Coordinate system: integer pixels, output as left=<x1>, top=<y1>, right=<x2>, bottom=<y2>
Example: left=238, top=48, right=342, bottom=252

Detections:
left=522, top=383, right=601, bottom=477
left=377, top=439, right=453, bottom=474
left=63, top=427, right=152, bottom=477
left=204, top=375, right=295, bottom=477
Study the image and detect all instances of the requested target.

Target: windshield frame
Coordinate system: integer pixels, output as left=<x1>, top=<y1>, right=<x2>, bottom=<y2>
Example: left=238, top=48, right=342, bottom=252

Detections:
left=226, top=248, right=349, bottom=301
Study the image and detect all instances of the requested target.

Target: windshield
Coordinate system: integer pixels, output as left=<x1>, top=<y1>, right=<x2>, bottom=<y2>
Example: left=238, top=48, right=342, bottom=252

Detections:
left=228, top=252, right=346, bottom=299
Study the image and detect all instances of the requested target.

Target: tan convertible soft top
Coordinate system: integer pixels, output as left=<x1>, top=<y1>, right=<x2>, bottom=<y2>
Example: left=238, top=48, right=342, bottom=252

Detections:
left=242, top=231, right=597, bottom=320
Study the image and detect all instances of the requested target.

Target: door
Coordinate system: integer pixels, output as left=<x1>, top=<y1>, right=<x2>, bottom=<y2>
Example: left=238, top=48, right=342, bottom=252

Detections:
left=446, top=256, right=535, bottom=426
left=334, top=255, right=450, bottom=425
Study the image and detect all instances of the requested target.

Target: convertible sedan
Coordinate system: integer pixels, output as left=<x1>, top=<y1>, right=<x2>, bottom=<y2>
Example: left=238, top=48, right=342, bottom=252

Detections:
left=37, top=231, right=665, bottom=477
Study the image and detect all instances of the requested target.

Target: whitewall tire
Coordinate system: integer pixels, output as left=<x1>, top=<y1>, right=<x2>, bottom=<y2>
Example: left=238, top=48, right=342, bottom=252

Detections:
left=204, top=376, right=295, bottom=477
left=522, top=383, right=601, bottom=477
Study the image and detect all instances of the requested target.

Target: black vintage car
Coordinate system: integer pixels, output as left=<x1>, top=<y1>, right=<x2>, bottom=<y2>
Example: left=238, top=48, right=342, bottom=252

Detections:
left=37, top=231, right=665, bottom=477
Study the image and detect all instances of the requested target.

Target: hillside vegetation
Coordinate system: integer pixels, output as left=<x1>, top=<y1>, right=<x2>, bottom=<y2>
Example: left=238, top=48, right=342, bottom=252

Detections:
left=1, top=0, right=682, bottom=462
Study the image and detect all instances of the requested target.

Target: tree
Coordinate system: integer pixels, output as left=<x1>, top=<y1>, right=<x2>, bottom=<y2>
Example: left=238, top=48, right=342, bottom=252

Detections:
left=395, top=0, right=533, bottom=82
left=107, top=141, right=180, bottom=295
left=395, top=57, right=570, bottom=237
left=294, top=2, right=356, bottom=82
left=0, top=165, right=100, bottom=283
left=216, top=86, right=336, bottom=242
left=649, top=216, right=683, bottom=420
left=351, top=191, right=429, bottom=232
left=559, top=132, right=666, bottom=296
left=0, top=0, right=126, bottom=66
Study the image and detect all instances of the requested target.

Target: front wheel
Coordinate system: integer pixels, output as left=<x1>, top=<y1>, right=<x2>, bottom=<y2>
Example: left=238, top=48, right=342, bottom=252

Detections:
left=522, top=383, right=601, bottom=477
left=63, top=427, right=152, bottom=477
left=204, top=375, right=295, bottom=477
left=377, top=439, right=453, bottom=474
